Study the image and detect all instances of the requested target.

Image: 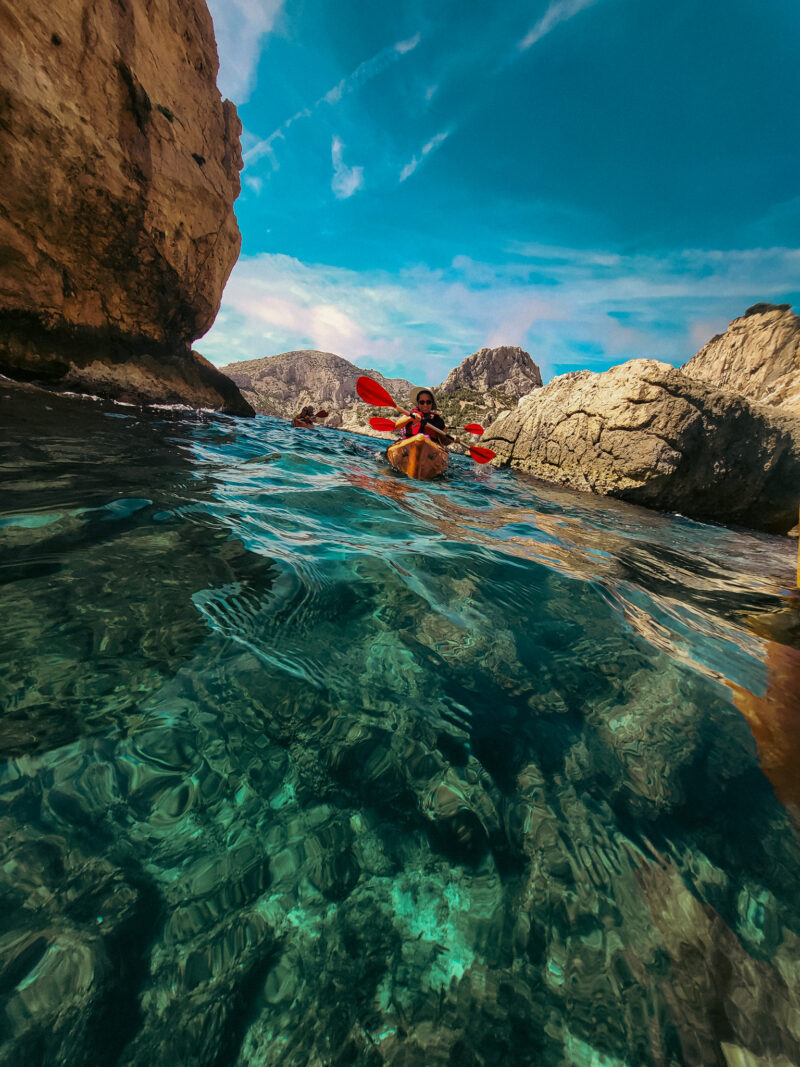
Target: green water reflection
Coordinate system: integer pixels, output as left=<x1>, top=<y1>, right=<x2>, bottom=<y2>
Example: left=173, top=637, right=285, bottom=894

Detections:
left=1, top=383, right=799, bottom=1066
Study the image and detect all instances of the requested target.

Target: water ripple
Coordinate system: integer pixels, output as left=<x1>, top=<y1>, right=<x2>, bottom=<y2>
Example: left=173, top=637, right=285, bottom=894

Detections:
left=1, top=394, right=799, bottom=1066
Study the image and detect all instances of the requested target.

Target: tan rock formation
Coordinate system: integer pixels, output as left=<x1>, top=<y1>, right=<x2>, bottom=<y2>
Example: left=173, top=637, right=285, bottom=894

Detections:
left=438, top=345, right=542, bottom=397
left=0, top=0, right=252, bottom=414
left=221, top=345, right=542, bottom=433
left=482, top=359, right=800, bottom=534
left=220, top=350, right=414, bottom=435
left=433, top=345, right=542, bottom=429
left=682, top=303, right=800, bottom=414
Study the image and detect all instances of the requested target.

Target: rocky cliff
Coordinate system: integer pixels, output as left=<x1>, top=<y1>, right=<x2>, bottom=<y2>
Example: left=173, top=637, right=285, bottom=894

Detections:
left=434, top=345, right=542, bottom=429
left=0, top=0, right=252, bottom=414
left=483, top=359, right=800, bottom=534
left=221, top=345, right=543, bottom=433
left=439, top=345, right=542, bottom=397
left=682, top=304, right=800, bottom=414
left=221, top=351, right=414, bottom=435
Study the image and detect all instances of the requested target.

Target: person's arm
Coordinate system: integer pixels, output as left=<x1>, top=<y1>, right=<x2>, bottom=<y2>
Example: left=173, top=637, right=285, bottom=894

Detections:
left=425, top=414, right=454, bottom=445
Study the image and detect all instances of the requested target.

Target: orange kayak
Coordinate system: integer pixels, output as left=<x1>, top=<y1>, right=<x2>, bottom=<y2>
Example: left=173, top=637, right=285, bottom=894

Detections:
left=387, top=433, right=449, bottom=480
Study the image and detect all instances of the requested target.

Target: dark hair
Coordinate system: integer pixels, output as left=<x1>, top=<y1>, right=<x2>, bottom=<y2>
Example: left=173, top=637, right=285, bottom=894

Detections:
left=416, top=389, right=437, bottom=407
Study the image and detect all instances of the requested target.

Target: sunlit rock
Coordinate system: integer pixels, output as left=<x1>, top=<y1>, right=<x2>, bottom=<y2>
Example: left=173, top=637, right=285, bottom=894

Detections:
left=683, top=303, right=800, bottom=415
left=0, top=0, right=251, bottom=413
left=483, top=358, right=800, bottom=534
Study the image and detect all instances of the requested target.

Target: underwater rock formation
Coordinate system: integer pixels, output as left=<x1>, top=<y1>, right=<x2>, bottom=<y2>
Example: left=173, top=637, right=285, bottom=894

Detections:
left=483, top=358, right=800, bottom=534
left=3, top=382, right=800, bottom=1065
left=0, top=0, right=252, bottom=414
left=683, top=303, right=800, bottom=415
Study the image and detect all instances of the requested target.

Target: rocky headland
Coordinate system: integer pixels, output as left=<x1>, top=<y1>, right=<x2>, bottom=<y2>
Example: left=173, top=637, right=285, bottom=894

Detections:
left=482, top=315, right=800, bottom=534
left=221, top=344, right=542, bottom=435
left=435, top=345, right=542, bottom=428
left=220, top=350, right=414, bottom=435
left=220, top=308, right=800, bottom=534
left=682, top=303, right=800, bottom=414
left=0, top=0, right=252, bottom=414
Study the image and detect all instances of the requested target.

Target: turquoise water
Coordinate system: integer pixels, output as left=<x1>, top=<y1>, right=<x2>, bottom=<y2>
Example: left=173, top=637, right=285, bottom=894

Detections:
left=1, top=384, right=799, bottom=1066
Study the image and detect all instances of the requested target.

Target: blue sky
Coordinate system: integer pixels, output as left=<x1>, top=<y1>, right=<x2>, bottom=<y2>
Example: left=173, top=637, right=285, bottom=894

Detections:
left=200, top=0, right=800, bottom=383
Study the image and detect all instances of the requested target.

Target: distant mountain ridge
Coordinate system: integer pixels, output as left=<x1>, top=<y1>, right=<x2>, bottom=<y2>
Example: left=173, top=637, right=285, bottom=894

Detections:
left=220, top=346, right=543, bottom=435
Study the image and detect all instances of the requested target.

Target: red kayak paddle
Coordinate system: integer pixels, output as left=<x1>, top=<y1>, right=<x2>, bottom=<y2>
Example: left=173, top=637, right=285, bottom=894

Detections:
left=357, top=376, right=495, bottom=464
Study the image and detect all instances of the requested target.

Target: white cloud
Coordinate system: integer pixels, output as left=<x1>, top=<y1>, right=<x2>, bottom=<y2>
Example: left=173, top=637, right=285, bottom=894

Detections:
left=206, top=0, right=284, bottom=104
left=243, top=174, right=264, bottom=195
left=245, top=33, right=422, bottom=170
left=399, top=158, right=420, bottom=183
left=197, top=246, right=800, bottom=382
left=518, top=0, right=600, bottom=52
left=395, top=33, right=422, bottom=55
left=331, top=137, right=364, bottom=199
left=324, top=34, right=420, bottom=105
left=399, top=129, right=450, bottom=182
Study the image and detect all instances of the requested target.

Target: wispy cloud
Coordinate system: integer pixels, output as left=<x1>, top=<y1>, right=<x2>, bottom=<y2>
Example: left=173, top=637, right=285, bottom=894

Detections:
left=324, top=33, right=420, bottom=105
left=245, top=33, right=422, bottom=170
left=243, top=174, right=264, bottom=195
left=199, top=245, right=800, bottom=382
left=518, top=0, right=601, bottom=52
left=331, top=137, right=364, bottom=199
left=206, top=0, right=284, bottom=104
left=399, top=130, right=451, bottom=182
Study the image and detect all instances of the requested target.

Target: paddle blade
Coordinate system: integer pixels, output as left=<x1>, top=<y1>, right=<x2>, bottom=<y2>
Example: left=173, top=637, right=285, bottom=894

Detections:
left=369, top=417, right=397, bottom=431
left=315, top=410, right=329, bottom=418
left=469, top=445, right=495, bottom=464
left=463, top=423, right=484, bottom=435
left=356, top=375, right=397, bottom=409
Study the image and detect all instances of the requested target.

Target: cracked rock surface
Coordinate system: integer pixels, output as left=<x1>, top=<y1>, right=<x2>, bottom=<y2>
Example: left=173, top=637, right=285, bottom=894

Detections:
left=682, top=303, right=800, bottom=415
left=482, top=359, right=800, bottom=534
left=0, top=0, right=251, bottom=414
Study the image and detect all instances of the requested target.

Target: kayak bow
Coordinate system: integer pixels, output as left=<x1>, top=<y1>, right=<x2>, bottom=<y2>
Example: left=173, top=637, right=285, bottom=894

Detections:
left=386, top=434, right=449, bottom=480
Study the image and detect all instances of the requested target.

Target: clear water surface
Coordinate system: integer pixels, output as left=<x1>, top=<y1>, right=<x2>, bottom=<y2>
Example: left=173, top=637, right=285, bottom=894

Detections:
left=1, top=384, right=799, bottom=1066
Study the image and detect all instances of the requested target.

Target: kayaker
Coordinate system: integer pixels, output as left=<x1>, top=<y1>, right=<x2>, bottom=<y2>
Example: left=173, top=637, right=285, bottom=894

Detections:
left=292, top=405, right=316, bottom=428
left=400, top=389, right=447, bottom=439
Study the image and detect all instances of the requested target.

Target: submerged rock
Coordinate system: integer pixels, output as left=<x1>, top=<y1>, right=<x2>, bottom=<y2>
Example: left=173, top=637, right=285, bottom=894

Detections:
left=483, top=359, right=800, bottom=534
left=0, top=0, right=252, bottom=414
left=682, top=303, right=800, bottom=415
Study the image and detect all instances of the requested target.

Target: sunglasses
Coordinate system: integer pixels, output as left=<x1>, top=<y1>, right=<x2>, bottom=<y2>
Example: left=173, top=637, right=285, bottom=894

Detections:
left=417, top=398, right=433, bottom=405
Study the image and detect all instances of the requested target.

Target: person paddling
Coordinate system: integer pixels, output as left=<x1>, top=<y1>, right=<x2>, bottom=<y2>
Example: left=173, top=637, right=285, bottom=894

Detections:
left=399, top=389, right=447, bottom=440
left=292, top=405, right=328, bottom=428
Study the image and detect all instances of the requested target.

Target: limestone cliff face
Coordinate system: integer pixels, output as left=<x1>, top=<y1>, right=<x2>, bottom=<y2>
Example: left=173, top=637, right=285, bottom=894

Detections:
left=434, top=345, right=542, bottom=428
left=483, top=359, right=800, bottom=535
left=438, top=346, right=542, bottom=398
left=221, top=351, right=414, bottom=435
left=222, top=345, right=543, bottom=434
left=0, top=0, right=252, bottom=414
left=682, top=304, right=800, bottom=414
